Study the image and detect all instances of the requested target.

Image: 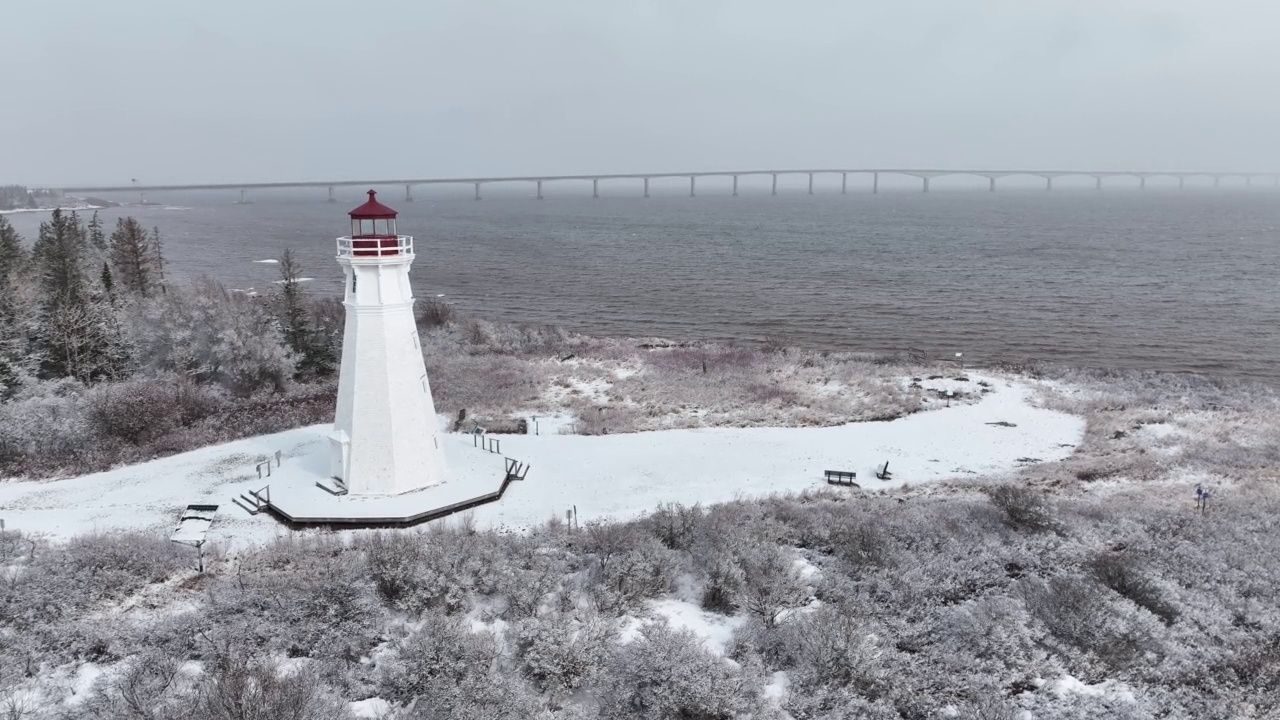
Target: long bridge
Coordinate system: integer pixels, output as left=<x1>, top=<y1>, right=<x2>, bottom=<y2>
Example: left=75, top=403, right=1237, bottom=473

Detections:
left=60, top=168, right=1280, bottom=203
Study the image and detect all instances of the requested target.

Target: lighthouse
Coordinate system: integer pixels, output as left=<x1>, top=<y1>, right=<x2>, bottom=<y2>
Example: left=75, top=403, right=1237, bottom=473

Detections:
left=329, top=191, right=449, bottom=495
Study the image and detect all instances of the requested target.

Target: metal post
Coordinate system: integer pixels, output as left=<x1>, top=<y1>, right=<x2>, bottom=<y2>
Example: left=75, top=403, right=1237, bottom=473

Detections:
left=841, top=173, right=847, bottom=194
left=592, top=178, right=599, bottom=199
left=689, top=176, right=696, bottom=197
left=1140, top=176, right=1147, bottom=190
left=771, top=173, right=778, bottom=195
left=1095, top=176, right=1102, bottom=190
left=643, top=177, right=649, bottom=198
left=536, top=180, right=543, bottom=200
left=922, top=177, right=930, bottom=193
left=872, top=172, right=879, bottom=194
left=1045, top=176, right=1053, bottom=191
left=732, top=175, right=738, bottom=196
left=474, top=182, right=481, bottom=200
left=327, top=186, right=336, bottom=203
left=989, top=177, right=996, bottom=192
left=405, top=184, right=413, bottom=202
left=808, top=173, right=814, bottom=195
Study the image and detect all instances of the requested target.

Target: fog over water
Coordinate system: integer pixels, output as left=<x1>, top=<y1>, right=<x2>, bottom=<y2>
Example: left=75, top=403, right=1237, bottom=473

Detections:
left=9, top=185, right=1279, bottom=382
left=3, top=1, right=1279, bottom=185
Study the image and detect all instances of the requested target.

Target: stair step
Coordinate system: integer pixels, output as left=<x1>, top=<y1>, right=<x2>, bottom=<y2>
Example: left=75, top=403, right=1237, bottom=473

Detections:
left=231, top=497, right=259, bottom=515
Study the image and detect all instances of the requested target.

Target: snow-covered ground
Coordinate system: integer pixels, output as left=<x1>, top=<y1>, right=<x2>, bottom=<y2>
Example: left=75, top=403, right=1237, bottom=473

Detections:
left=0, top=375, right=1083, bottom=547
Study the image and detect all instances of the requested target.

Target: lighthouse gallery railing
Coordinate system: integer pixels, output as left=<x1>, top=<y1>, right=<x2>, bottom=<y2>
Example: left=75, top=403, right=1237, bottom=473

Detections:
left=336, top=235, right=414, bottom=258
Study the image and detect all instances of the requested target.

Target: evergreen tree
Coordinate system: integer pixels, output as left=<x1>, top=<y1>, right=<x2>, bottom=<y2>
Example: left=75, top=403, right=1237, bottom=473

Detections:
left=277, top=249, right=335, bottom=380
left=88, top=211, right=107, bottom=252
left=32, top=209, right=90, bottom=306
left=0, top=217, right=29, bottom=397
left=31, top=211, right=130, bottom=382
left=151, top=226, right=167, bottom=290
left=108, top=217, right=160, bottom=297
left=101, top=262, right=116, bottom=298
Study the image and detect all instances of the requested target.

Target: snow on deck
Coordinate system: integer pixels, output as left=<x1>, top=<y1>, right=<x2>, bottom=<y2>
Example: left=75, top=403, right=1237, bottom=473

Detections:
left=0, top=377, right=1083, bottom=546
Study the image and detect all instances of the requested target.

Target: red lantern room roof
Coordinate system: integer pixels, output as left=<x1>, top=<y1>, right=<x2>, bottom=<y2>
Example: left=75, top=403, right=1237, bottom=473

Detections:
left=349, top=190, right=397, bottom=220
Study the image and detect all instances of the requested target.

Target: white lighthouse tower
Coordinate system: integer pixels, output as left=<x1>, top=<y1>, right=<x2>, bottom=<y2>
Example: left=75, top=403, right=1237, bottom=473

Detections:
left=329, top=191, right=449, bottom=495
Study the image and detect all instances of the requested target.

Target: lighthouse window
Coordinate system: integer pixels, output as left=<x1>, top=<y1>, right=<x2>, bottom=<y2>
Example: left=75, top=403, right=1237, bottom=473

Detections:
left=351, top=274, right=357, bottom=294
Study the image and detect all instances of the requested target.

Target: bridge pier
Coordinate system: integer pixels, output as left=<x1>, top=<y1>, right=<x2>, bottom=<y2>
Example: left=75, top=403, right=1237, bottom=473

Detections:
left=732, top=175, right=738, bottom=196
left=643, top=177, right=649, bottom=198
left=988, top=177, right=996, bottom=192
left=808, top=173, right=814, bottom=195
left=872, top=172, right=879, bottom=194
left=592, top=178, right=599, bottom=199
left=689, top=176, right=696, bottom=198
left=327, top=186, right=336, bottom=203
left=474, top=182, right=481, bottom=201
left=536, top=180, right=543, bottom=200
left=405, top=185, right=414, bottom=202
left=841, top=173, right=847, bottom=194
left=771, top=174, right=778, bottom=196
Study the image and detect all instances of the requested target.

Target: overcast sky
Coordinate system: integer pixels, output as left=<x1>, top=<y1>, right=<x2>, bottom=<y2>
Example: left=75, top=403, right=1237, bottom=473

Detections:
left=3, top=0, right=1278, bottom=185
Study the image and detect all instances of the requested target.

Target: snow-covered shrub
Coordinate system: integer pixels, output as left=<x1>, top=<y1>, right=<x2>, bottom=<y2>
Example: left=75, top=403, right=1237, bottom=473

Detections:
left=1019, top=574, right=1164, bottom=674
left=577, top=523, right=681, bottom=613
left=359, top=526, right=504, bottom=615
left=85, top=374, right=225, bottom=444
left=599, top=622, right=764, bottom=720
left=986, top=485, right=1062, bottom=534
left=0, top=378, right=92, bottom=473
left=81, top=650, right=193, bottom=720
left=195, top=649, right=351, bottom=720
left=512, top=611, right=614, bottom=695
left=379, top=613, right=541, bottom=719
left=1089, top=551, right=1179, bottom=626
left=212, top=537, right=380, bottom=665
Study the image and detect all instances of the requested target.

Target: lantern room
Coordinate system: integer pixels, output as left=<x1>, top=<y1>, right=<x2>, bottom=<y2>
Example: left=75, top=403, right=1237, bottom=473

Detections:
left=340, top=190, right=411, bottom=258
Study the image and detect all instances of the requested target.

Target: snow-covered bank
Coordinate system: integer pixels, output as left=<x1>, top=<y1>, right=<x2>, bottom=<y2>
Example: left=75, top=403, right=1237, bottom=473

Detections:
left=0, top=376, right=1083, bottom=546
left=0, top=203, right=103, bottom=215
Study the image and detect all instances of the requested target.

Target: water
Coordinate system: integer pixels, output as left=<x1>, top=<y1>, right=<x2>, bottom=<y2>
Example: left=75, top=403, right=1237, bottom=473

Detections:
left=9, top=188, right=1280, bottom=383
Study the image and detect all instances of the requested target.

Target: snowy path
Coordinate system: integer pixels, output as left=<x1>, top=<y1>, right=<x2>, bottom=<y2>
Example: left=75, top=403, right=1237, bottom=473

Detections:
left=0, top=377, right=1083, bottom=545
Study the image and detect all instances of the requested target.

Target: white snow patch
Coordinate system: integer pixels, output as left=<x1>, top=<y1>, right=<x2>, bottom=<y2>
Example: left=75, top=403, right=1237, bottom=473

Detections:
left=647, top=598, right=745, bottom=655
left=0, top=379, right=1082, bottom=546
left=272, top=277, right=314, bottom=284
left=66, top=662, right=105, bottom=705
left=253, top=259, right=279, bottom=264
left=1048, top=674, right=1137, bottom=703
left=350, top=697, right=392, bottom=718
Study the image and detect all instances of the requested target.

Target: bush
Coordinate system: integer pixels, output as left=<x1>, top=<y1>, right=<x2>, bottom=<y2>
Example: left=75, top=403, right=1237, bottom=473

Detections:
left=599, top=622, right=764, bottom=720
left=986, top=485, right=1062, bottom=534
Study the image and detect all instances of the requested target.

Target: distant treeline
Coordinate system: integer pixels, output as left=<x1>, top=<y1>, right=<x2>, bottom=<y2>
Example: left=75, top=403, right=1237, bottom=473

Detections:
left=0, top=185, right=36, bottom=211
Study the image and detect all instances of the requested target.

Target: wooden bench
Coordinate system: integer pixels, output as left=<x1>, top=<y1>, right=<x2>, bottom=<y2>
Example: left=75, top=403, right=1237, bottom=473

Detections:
left=876, top=461, right=892, bottom=481
left=825, top=469, right=857, bottom=486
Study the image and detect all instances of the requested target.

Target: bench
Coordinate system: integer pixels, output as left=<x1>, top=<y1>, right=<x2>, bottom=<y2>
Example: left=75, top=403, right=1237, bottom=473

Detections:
left=876, top=461, right=892, bottom=481
left=825, top=469, right=857, bottom=486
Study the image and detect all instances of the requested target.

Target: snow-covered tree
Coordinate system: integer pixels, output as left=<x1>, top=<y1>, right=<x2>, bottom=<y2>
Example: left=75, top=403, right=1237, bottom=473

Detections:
left=109, top=217, right=163, bottom=298
left=133, top=278, right=295, bottom=396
